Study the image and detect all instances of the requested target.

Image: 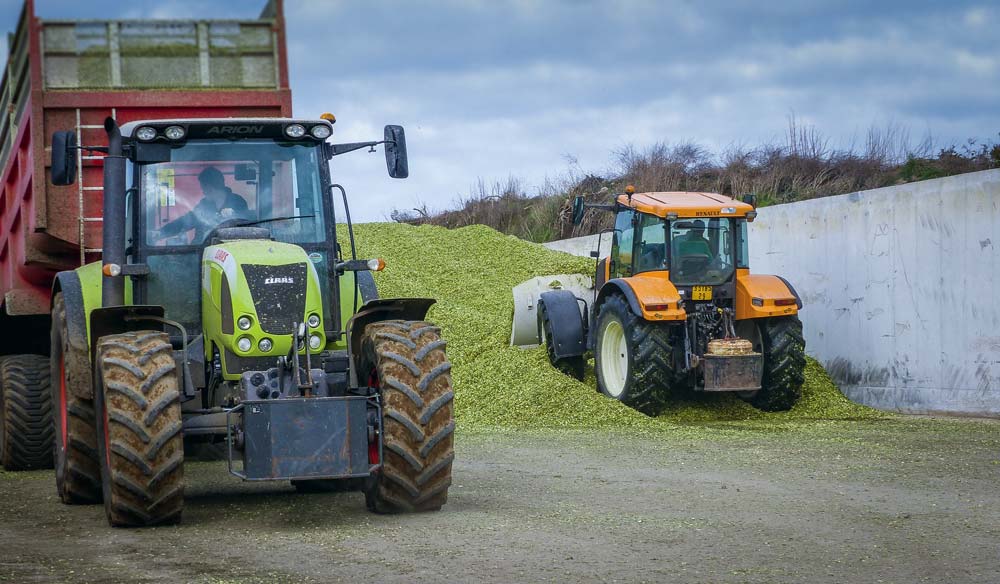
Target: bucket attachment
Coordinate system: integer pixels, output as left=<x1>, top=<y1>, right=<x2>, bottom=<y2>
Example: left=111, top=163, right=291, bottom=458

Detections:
left=510, top=274, right=594, bottom=347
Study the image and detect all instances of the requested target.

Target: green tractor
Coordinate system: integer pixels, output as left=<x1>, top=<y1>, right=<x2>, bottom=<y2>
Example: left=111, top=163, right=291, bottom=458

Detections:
left=48, top=117, right=454, bottom=526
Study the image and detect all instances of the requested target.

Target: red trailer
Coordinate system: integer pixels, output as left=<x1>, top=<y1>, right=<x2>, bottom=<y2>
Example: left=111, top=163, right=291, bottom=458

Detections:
left=0, top=0, right=291, bottom=354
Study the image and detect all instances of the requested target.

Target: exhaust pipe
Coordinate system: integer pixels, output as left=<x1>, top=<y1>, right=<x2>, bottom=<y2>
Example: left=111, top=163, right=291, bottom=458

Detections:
left=101, top=117, right=126, bottom=308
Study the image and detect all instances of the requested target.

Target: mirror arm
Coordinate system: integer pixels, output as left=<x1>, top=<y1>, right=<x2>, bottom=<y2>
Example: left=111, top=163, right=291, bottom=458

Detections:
left=329, top=140, right=390, bottom=157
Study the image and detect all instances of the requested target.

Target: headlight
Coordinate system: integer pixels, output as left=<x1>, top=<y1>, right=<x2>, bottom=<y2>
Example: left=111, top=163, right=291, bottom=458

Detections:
left=284, top=124, right=306, bottom=138
left=258, top=338, right=273, bottom=352
left=308, top=334, right=323, bottom=350
left=164, top=125, right=186, bottom=140
left=237, top=336, right=252, bottom=352
left=135, top=127, right=157, bottom=141
left=237, top=316, right=252, bottom=330
left=307, top=313, right=321, bottom=328
left=309, top=125, right=332, bottom=139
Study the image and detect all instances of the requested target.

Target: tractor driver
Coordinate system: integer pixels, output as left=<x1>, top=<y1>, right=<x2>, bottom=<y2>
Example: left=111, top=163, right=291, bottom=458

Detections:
left=154, top=166, right=251, bottom=244
left=675, top=219, right=712, bottom=258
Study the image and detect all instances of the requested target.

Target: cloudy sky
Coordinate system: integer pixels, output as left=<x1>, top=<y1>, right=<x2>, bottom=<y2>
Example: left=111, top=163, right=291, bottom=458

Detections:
left=2, top=0, right=997, bottom=220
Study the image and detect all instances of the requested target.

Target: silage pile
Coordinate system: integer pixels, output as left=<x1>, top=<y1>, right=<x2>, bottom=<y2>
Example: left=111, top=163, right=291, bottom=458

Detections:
left=348, top=223, right=884, bottom=430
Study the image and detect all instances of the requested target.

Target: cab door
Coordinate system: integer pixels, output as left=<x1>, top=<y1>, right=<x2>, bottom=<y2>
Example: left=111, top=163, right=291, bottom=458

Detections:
left=609, top=208, right=636, bottom=279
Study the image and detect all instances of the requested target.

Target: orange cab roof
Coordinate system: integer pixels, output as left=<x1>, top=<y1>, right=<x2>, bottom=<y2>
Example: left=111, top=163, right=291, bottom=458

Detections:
left=617, top=191, right=755, bottom=218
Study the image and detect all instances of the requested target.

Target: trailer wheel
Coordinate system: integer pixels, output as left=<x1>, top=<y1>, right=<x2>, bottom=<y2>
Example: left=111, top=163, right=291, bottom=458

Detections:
left=540, top=303, right=585, bottom=381
left=594, top=294, right=674, bottom=416
left=51, top=293, right=101, bottom=503
left=0, top=355, right=53, bottom=470
left=95, top=331, right=184, bottom=527
left=362, top=320, right=453, bottom=513
left=743, top=316, right=805, bottom=412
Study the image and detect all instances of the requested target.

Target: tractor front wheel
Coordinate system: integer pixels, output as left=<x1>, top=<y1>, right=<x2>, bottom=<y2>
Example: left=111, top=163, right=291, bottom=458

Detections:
left=95, top=331, right=184, bottom=527
left=593, top=294, right=674, bottom=416
left=362, top=320, right=454, bottom=513
left=0, top=354, right=53, bottom=470
left=51, top=293, right=101, bottom=504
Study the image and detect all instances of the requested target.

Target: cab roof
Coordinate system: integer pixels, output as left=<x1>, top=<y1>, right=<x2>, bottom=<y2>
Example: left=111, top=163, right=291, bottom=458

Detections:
left=617, top=191, right=755, bottom=218
left=119, top=118, right=332, bottom=139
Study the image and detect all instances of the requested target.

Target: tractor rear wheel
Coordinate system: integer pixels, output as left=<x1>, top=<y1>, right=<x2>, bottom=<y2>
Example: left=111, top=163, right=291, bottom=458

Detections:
left=51, top=293, right=101, bottom=504
left=0, top=354, right=53, bottom=470
left=95, top=331, right=184, bottom=527
left=593, top=294, right=674, bottom=416
left=362, top=320, right=454, bottom=513
left=540, top=303, right=585, bottom=380
left=740, top=316, right=806, bottom=411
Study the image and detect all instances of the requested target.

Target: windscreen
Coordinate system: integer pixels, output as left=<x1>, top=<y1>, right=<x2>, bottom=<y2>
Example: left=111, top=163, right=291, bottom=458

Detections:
left=141, top=140, right=325, bottom=247
left=669, top=218, right=735, bottom=285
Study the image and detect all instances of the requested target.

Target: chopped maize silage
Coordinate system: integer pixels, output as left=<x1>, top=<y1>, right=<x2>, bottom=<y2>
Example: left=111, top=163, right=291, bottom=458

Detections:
left=346, top=222, right=885, bottom=430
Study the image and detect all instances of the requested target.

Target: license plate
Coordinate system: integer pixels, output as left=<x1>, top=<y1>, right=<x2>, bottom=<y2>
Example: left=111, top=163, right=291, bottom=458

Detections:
left=692, top=286, right=713, bottom=300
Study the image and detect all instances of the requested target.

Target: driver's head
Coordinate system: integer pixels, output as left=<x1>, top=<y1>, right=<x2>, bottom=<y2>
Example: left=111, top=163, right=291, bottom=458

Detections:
left=691, top=219, right=705, bottom=236
left=198, top=167, right=227, bottom=203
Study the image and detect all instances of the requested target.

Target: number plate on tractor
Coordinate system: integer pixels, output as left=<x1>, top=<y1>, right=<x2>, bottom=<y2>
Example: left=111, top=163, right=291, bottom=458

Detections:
left=692, top=286, right=713, bottom=300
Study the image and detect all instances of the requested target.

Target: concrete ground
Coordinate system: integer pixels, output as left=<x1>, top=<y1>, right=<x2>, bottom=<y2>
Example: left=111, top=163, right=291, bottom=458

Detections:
left=0, top=416, right=998, bottom=583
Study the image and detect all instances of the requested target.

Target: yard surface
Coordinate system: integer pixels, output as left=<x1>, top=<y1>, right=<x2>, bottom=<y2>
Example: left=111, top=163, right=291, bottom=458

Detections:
left=1, top=416, right=998, bottom=583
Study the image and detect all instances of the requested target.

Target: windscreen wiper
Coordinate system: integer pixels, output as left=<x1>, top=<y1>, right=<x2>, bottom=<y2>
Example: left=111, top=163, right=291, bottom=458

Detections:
left=243, top=214, right=315, bottom=226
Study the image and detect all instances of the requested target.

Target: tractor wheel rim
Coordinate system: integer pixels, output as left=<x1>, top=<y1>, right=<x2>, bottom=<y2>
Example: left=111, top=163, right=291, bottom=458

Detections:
left=600, top=319, right=627, bottom=397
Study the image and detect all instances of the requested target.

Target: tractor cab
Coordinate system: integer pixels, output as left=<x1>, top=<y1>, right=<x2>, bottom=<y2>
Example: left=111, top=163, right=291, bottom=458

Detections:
left=606, top=191, right=755, bottom=310
left=122, top=119, right=339, bottom=338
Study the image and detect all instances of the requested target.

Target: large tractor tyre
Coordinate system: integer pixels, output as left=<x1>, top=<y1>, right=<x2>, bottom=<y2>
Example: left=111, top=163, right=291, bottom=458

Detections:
left=539, top=303, right=585, bottom=381
left=94, top=331, right=184, bottom=527
left=50, top=293, right=102, bottom=504
left=744, top=316, right=806, bottom=412
left=362, top=320, right=454, bottom=513
left=0, top=355, right=54, bottom=470
left=593, top=294, right=674, bottom=416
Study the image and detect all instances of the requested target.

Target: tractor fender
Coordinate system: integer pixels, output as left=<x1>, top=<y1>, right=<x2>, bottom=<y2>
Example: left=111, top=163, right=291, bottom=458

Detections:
left=88, top=306, right=166, bottom=363
left=53, top=272, right=89, bottom=356
left=356, top=270, right=379, bottom=303
left=346, top=298, right=436, bottom=387
left=775, top=276, right=803, bottom=309
left=537, top=290, right=586, bottom=359
left=595, top=279, right=644, bottom=318
left=52, top=271, right=93, bottom=398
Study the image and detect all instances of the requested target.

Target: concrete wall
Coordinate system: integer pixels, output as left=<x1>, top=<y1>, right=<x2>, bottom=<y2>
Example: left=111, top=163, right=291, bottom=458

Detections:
left=543, top=170, right=1000, bottom=415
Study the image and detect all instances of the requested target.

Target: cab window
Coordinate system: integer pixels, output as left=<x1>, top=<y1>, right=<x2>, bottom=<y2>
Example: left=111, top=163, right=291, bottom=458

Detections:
left=634, top=213, right=667, bottom=273
left=611, top=209, right=635, bottom=278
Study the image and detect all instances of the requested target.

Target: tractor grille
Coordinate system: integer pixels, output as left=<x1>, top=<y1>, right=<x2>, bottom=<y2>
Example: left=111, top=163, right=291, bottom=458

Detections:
left=241, top=263, right=308, bottom=335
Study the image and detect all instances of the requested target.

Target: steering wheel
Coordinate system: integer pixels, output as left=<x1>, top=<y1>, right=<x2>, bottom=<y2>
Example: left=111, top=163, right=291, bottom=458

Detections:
left=679, top=254, right=711, bottom=275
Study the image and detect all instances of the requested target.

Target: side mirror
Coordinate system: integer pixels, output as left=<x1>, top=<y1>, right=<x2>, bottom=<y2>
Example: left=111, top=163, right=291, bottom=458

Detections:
left=742, top=193, right=757, bottom=208
left=571, top=195, right=585, bottom=225
left=384, top=125, right=408, bottom=179
left=51, top=131, right=77, bottom=186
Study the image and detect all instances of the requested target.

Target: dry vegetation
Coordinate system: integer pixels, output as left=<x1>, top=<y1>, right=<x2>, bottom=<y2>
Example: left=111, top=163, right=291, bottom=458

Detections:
left=392, top=120, right=1000, bottom=242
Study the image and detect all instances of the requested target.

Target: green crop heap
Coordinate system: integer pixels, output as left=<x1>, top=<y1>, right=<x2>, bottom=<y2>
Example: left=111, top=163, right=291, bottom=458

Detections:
left=350, top=223, right=886, bottom=431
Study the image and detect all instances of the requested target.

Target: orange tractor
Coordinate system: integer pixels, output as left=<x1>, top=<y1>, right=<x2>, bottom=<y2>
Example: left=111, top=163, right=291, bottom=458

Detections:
left=538, top=188, right=805, bottom=415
